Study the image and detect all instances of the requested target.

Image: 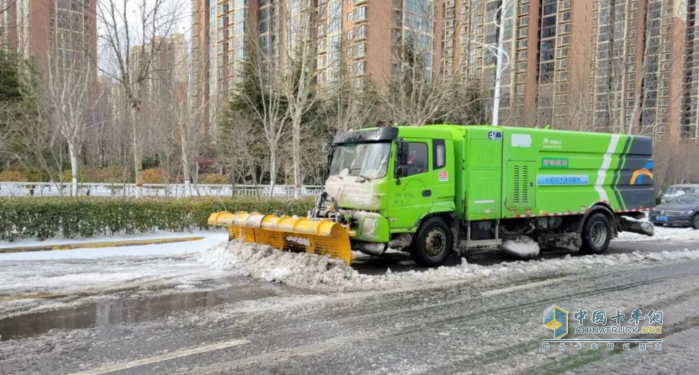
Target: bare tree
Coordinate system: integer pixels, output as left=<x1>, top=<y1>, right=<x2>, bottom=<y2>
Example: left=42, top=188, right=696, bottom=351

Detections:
left=45, top=53, right=98, bottom=196
left=96, top=0, right=185, bottom=197
left=279, top=0, right=328, bottom=199
left=381, top=35, right=479, bottom=126
left=0, top=0, right=15, bottom=15
left=235, top=34, right=289, bottom=194
left=170, top=55, right=207, bottom=196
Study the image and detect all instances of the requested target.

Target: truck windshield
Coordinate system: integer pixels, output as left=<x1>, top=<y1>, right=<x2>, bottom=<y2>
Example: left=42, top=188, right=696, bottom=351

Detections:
left=330, top=142, right=391, bottom=179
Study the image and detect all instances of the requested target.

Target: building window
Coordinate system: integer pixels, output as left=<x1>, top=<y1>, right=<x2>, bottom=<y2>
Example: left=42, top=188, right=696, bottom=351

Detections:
left=540, top=62, right=555, bottom=83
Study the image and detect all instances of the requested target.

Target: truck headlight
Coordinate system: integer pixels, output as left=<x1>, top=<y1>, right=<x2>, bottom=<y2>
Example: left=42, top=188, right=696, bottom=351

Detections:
left=362, top=218, right=376, bottom=237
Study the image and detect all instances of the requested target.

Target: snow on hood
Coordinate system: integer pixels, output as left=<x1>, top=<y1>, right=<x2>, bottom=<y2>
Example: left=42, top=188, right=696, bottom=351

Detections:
left=324, top=175, right=382, bottom=210
left=199, top=241, right=699, bottom=293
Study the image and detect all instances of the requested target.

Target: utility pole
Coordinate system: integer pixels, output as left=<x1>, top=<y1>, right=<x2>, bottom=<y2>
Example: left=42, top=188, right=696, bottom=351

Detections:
left=492, top=0, right=511, bottom=127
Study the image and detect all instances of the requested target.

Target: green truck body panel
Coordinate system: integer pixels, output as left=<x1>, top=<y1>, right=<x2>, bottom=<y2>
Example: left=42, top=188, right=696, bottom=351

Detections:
left=329, top=125, right=654, bottom=242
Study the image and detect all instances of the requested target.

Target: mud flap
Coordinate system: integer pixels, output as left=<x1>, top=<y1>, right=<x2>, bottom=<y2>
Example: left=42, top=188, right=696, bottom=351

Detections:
left=208, top=211, right=353, bottom=266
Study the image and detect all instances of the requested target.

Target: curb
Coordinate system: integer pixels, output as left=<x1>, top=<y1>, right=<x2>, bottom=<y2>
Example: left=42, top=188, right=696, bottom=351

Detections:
left=0, top=237, right=205, bottom=254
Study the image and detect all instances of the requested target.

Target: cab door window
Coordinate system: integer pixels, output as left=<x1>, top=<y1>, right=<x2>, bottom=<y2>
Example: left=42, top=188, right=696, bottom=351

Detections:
left=404, top=142, right=428, bottom=176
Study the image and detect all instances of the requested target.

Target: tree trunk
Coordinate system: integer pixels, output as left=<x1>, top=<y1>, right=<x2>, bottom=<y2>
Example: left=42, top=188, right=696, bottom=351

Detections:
left=181, top=131, right=191, bottom=197
left=292, top=116, right=302, bottom=200
left=131, top=103, right=143, bottom=198
left=68, top=142, right=79, bottom=197
left=269, top=145, right=277, bottom=197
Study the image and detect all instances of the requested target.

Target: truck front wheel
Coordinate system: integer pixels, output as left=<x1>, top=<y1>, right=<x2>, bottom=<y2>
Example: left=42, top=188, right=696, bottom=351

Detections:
left=581, top=213, right=612, bottom=254
left=410, top=218, right=453, bottom=267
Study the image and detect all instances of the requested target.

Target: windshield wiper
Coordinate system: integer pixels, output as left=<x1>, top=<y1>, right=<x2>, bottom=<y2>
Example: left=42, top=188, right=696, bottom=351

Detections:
left=356, top=174, right=373, bottom=183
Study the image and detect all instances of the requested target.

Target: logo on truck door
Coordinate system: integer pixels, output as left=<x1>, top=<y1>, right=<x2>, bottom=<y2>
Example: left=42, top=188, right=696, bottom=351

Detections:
left=438, top=170, right=449, bottom=182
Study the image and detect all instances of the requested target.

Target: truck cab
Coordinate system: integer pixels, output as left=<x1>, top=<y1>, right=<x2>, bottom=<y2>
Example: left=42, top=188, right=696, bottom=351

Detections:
left=323, top=127, right=456, bottom=263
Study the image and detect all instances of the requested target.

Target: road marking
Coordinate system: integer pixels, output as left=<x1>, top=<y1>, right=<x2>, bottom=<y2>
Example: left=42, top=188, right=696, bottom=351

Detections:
left=482, top=276, right=572, bottom=297
left=70, top=339, right=250, bottom=375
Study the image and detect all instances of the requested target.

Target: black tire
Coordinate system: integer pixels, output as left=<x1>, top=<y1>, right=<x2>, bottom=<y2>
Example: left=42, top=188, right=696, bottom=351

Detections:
left=410, top=217, right=453, bottom=267
left=581, top=213, right=612, bottom=254
left=692, top=214, right=699, bottom=230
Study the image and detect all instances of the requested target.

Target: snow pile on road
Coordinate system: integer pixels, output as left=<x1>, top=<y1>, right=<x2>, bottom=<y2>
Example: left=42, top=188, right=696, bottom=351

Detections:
left=617, top=226, right=698, bottom=242
left=199, top=242, right=367, bottom=288
left=199, top=241, right=699, bottom=292
left=501, top=238, right=540, bottom=258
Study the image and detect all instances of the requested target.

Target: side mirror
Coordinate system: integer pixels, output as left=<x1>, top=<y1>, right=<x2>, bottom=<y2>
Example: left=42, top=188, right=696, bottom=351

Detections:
left=395, top=139, right=407, bottom=184
left=322, top=142, right=332, bottom=154
left=396, top=139, right=404, bottom=160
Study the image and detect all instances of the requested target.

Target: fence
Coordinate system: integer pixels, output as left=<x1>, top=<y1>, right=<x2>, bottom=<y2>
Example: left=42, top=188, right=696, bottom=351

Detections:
left=0, top=182, right=324, bottom=198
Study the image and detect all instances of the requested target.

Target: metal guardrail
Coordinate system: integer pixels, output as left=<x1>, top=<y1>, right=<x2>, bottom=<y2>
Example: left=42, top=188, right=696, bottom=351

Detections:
left=0, top=182, right=324, bottom=198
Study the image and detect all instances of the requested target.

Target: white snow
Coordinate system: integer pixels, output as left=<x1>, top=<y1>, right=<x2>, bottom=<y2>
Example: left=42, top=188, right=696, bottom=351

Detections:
left=617, top=226, right=698, bottom=243
left=501, top=238, right=540, bottom=258
left=0, top=232, right=232, bottom=319
left=198, top=240, right=699, bottom=293
left=620, top=215, right=654, bottom=236
left=0, top=231, right=228, bottom=262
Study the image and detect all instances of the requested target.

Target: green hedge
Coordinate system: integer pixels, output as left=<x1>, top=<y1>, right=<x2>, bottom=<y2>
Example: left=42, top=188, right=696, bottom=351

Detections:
left=0, top=197, right=314, bottom=241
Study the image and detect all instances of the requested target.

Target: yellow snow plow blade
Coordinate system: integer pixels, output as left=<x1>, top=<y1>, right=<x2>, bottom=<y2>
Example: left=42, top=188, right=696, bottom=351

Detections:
left=208, top=211, right=353, bottom=266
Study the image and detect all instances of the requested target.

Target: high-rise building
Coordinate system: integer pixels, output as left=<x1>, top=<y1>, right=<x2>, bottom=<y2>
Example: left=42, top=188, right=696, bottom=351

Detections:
left=192, top=0, right=441, bottom=131
left=129, top=33, right=189, bottom=99
left=191, top=0, right=698, bottom=143
left=441, top=0, right=591, bottom=128
left=679, top=0, right=699, bottom=142
left=0, top=0, right=97, bottom=77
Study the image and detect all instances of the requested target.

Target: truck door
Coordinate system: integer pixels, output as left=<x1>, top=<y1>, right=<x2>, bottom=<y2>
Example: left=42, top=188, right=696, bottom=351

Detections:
left=388, top=139, right=434, bottom=232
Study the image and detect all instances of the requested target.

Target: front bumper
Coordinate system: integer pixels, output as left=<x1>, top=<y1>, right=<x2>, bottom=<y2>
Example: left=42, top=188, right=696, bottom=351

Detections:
left=345, top=211, right=391, bottom=243
left=649, top=214, right=693, bottom=226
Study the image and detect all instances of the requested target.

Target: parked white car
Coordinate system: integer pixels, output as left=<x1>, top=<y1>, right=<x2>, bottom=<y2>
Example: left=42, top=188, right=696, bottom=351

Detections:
left=661, top=184, right=699, bottom=203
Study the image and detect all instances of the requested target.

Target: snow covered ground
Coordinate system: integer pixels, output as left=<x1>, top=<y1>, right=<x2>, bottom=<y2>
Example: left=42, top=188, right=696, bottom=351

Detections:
left=0, top=230, right=229, bottom=260
left=617, top=226, right=698, bottom=242
left=0, top=232, right=230, bottom=319
left=196, top=241, right=699, bottom=293
left=1, top=226, right=697, bottom=320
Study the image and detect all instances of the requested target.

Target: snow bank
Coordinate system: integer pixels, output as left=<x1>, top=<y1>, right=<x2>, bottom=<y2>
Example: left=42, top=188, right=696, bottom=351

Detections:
left=617, top=226, right=698, bottom=243
left=199, top=241, right=699, bottom=292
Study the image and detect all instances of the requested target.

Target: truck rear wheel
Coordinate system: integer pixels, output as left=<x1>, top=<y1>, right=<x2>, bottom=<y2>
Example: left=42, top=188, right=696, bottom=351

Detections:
left=410, top=218, right=453, bottom=268
left=581, top=213, right=611, bottom=254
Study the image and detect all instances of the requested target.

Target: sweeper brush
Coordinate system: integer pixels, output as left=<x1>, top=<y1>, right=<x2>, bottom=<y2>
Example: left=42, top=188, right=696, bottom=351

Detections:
left=208, top=211, right=353, bottom=266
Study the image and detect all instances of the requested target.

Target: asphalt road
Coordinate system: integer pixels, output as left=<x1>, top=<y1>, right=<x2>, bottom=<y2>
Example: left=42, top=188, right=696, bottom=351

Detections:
left=2, top=238, right=699, bottom=375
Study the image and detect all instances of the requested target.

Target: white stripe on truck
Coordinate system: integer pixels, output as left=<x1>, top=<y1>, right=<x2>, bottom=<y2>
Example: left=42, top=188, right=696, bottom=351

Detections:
left=595, top=134, right=620, bottom=203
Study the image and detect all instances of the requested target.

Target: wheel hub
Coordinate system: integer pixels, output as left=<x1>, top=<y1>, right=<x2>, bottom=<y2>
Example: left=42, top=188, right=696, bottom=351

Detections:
left=590, top=222, right=607, bottom=248
left=425, top=230, right=446, bottom=256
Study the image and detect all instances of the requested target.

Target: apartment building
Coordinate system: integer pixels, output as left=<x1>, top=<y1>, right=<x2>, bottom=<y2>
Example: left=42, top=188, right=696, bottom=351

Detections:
left=0, top=0, right=97, bottom=77
left=129, top=34, right=189, bottom=98
left=191, top=0, right=698, bottom=142
left=441, top=0, right=591, bottom=128
left=680, top=0, right=699, bottom=142
left=193, top=0, right=441, bottom=130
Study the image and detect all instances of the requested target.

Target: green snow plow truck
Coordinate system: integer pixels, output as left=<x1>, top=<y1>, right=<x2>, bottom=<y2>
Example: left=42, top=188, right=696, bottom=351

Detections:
left=210, top=125, right=655, bottom=267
